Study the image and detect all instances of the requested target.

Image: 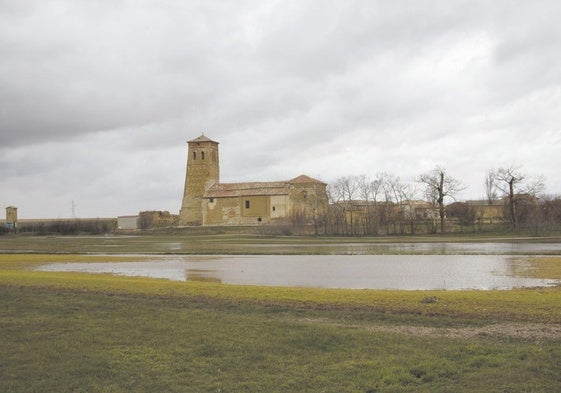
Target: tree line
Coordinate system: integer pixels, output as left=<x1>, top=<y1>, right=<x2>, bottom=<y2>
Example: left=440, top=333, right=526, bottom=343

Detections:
left=12, top=218, right=116, bottom=235
left=313, top=164, right=561, bottom=236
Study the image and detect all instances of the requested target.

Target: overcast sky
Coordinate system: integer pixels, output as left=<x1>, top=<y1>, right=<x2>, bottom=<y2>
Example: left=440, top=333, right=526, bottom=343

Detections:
left=1, top=0, right=560, bottom=219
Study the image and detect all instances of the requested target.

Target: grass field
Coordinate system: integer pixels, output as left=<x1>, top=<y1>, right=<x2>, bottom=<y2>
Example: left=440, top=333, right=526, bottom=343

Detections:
left=1, top=235, right=560, bottom=392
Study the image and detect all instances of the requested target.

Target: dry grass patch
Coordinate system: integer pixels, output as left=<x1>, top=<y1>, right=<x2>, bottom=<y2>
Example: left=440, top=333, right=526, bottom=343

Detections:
left=514, top=256, right=561, bottom=279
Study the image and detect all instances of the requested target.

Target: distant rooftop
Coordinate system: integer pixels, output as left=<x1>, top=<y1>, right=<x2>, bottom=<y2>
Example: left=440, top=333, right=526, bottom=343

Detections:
left=288, top=175, right=326, bottom=185
left=188, top=134, right=218, bottom=144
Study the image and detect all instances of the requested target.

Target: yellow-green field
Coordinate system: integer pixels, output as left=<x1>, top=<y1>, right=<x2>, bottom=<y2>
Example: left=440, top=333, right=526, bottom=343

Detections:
left=1, top=253, right=561, bottom=323
left=1, top=237, right=560, bottom=392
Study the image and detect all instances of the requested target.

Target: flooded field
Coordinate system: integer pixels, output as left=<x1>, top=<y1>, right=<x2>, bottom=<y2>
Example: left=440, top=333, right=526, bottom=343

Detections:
left=36, top=254, right=559, bottom=290
left=3, top=234, right=561, bottom=255
left=5, top=235, right=560, bottom=290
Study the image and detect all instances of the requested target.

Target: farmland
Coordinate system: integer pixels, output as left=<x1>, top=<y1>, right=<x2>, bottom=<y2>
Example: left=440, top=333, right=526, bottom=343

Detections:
left=0, top=234, right=560, bottom=392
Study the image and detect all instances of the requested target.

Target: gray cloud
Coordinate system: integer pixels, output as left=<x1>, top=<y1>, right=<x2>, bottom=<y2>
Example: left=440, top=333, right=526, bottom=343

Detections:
left=1, top=0, right=560, bottom=217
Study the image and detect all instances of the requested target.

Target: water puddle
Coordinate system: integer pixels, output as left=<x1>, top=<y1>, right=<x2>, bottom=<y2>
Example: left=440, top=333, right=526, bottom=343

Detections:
left=35, top=254, right=560, bottom=290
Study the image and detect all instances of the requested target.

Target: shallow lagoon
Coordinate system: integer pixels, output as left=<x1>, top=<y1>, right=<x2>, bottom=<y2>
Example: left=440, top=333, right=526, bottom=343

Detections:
left=36, top=254, right=559, bottom=290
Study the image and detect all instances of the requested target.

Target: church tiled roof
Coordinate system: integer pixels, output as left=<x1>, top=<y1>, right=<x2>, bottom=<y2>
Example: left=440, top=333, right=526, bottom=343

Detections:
left=288, top=174, right=326, bottom=185
left=203, top=175, right=325, bottom=198
left=205, top=182, right=290, bottom=198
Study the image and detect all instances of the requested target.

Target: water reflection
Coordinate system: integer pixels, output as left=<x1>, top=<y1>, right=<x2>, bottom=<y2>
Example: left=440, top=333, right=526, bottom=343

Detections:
left=36, top=254, right=559, bottom=290
left=186, top=269, right=222, bottom=283
left=202, top=242, right=561, bottom=255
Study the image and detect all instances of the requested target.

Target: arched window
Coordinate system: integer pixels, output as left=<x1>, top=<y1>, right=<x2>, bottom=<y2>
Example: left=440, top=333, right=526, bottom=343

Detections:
left=202, top=151, right=205, bottom=160
left=193, top=151, right=197, bottom=160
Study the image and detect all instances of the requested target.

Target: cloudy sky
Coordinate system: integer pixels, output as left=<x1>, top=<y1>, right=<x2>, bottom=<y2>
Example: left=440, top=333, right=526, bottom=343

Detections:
left=1, top=0, right=560, bottom=218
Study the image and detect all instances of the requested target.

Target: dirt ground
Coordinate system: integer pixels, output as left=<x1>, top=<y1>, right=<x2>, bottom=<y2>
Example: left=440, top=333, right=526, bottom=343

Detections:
left=298, top=319, right=561, bottom=342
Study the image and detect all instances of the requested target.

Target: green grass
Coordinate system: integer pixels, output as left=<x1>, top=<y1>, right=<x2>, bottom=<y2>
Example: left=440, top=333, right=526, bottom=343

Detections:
left=515, top=256, right=561, bottom=279
left=0, top=253, right=150, bottom=270
left=1, top=244, right=560, bottom=392
left=1, top=285, right=560, bottom=393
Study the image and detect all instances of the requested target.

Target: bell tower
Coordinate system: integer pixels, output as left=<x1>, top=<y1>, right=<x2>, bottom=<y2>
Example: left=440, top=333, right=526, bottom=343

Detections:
left=179, top=134, right=220, bottom=225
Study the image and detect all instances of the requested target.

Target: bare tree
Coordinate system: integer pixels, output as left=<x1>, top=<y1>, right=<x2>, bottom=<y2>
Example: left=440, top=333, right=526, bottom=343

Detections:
left=490, top=164, right=545, bottom=230
left=357, top=174, right=386, bottom=235
left=418, top=167, right=466, bottom=233
left=484, top=170, right=498, bottom=203
left=382, top=174, right=400, bottom=234
left=336, top=176, right=360, bottom=202
left=543, top=196, right=561, bottom=232
left=384, top=175, right=417, bottom=235
left=329, top=176, right=361, bottom=235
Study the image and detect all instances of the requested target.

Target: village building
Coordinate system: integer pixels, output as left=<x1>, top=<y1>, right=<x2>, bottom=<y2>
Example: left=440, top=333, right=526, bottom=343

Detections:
left=465, top=200, right=505, bottom=224
left=5, top=206, right=17, bottom=229
left=117, top=215, right=139, bottom=230
left=179, top=135, right=328, bottom=226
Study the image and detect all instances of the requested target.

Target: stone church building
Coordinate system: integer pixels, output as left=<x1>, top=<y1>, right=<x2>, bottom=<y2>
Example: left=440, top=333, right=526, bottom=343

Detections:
left=179, top=134, right=328, bottom=226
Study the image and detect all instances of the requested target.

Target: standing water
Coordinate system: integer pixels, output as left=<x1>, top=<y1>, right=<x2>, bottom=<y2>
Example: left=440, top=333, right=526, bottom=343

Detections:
left=35, top=254, right=559, bottom=290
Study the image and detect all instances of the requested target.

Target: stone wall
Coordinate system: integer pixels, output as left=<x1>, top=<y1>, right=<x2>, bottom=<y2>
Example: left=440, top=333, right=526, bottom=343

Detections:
left=203, top=195, right=289, bottom=225
left=288, top=182, right=329, bottom=224
left=179, top=138, right=219, bottom=225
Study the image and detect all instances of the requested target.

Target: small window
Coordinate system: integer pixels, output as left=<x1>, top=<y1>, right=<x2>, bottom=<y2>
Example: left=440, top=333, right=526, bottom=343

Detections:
left=245, top=200, right=250, bottom=209
left=193, top=151, right=197, bottom=160
left=272, top=206, right=276, bottom=212
left=202, top=151, right=205, bottom=160
left=209, top=197, right=214, bottom=203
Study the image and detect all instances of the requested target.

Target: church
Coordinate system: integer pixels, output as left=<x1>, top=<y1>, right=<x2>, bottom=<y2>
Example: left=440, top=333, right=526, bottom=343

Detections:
left=179, top=134, right=328, bottom=226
